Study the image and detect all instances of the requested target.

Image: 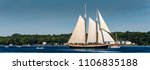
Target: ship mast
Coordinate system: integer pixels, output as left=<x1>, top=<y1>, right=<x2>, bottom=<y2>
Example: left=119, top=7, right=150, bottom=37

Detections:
left=84, top=3, right=87, bottom=19
left=84, top=3, right=87, bottom=44
left=96, top=9, right=98, bottom=44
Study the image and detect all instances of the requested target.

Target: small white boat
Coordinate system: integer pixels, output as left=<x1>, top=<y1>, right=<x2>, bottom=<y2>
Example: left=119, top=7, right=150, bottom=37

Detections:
left=36, top=46, right=44, bottom=49
left=109, top=45, right=121, bottom=48
left=4, top=45, right=9, bottom=48
left=9, top=44, right=13, bottom=46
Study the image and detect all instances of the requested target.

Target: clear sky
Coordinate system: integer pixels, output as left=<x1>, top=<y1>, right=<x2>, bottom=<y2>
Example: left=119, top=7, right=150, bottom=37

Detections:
left=0, top=0, right=150, bottom=36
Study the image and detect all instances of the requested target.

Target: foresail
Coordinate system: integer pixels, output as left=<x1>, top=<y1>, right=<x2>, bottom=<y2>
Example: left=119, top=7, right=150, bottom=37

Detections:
left=87, top=17, right=96, bottom=43
left=68, top=16, right=86, bottom=44
left=102, top=30, right=115, bottom=43
left=97, top=10, right=111, bottom=33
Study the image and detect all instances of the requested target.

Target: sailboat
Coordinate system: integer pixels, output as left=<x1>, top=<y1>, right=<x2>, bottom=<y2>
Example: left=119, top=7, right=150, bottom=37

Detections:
left=68, top=8, right=116, bottom=49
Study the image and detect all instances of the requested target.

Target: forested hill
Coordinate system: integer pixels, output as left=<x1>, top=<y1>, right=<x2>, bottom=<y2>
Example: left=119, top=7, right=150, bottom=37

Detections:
left=0, top=31, right=150, bottom=45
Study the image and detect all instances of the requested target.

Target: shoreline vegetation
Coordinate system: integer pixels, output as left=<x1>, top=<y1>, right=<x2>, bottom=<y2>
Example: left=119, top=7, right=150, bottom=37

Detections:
left=0, top=31, right=149, bottom=46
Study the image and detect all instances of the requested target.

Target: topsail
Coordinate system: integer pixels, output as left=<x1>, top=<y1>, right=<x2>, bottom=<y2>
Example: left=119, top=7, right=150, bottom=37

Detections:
left=97, top=11, right=111, bottom=33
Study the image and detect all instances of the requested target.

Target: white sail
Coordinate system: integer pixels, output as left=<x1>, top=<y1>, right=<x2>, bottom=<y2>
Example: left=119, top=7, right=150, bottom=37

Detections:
left=68, top=15, right=86, bottom=44
left=102, top=30, right=115, bottom=43
left=97, top=24, right=104, bottom=44
left=97, top=10, right=115, bottom=44
left=87, top=17, right=97, bottom=43
left=97, top=10, right=111, bottom=33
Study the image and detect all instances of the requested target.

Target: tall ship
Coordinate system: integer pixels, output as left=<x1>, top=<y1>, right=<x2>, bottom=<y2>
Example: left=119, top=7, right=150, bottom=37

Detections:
left=68, top=6, right=117, bottom=49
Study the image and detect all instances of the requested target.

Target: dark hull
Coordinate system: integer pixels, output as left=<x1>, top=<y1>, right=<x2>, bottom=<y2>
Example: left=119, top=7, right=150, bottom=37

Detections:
left=69, top=45, right=109, bottom=49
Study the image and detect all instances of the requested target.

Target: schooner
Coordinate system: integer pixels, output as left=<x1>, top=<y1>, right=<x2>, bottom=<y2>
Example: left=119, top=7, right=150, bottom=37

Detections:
left=68, top=7, right=116, bottom=48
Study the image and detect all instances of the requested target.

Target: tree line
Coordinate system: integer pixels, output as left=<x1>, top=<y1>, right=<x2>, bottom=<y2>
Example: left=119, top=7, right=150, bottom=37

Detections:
left=0, top=31, right=149, bottom=45
left=111, top=31, right=150, bottom=45
left=0, top=34, right=71, bottom=45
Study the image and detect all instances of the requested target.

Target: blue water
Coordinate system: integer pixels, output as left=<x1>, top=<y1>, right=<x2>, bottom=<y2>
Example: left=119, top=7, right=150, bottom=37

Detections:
left=0, top=46, right=150, bottom=53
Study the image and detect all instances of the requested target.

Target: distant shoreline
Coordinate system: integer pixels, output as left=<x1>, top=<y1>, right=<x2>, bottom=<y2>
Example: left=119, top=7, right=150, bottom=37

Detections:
left=0, top=31, right=149, bottom=45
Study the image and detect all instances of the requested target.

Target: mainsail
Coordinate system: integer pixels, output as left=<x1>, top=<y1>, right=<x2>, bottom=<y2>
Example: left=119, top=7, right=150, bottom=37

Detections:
left=87, top=17, right=97, bottom=43
left=68, top=16, right=86, bottom=44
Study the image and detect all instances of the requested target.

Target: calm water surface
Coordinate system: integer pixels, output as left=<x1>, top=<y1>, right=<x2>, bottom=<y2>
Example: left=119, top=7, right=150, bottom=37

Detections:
left=0, top=45, right=150, bottom=53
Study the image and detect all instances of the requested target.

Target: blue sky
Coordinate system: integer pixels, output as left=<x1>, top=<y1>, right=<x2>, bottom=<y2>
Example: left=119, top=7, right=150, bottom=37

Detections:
left=0, top=0, right=150, bottom=36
